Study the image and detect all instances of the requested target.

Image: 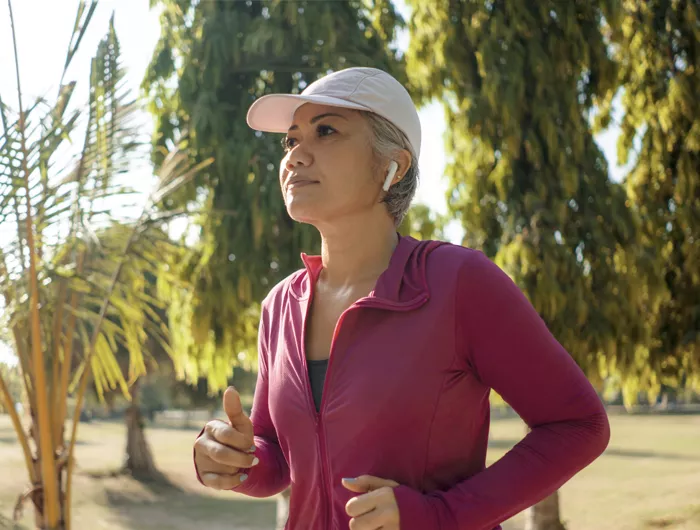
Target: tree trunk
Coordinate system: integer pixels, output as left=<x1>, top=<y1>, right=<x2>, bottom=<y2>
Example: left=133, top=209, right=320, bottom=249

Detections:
left=20, top=445, right=68, bottom=530
left=524, top=490, right=566, bottom=530
left=31, top=507, right=67, bottom=530
left=104, top=392, right=116, bottom=418
left=276, top=487, right=290, bottom=530
left=31, top=514, right=67, bottom=530
left=123, top=378, right=158, bottom=479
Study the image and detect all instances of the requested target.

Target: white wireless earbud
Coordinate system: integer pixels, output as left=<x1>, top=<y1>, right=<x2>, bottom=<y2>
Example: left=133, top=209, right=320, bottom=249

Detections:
left=382, top=160, right=399, bottom=192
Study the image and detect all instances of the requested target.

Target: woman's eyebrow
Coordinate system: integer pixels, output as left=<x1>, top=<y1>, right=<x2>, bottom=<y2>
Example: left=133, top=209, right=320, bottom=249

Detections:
left=288, top=113, right=348, bottom=131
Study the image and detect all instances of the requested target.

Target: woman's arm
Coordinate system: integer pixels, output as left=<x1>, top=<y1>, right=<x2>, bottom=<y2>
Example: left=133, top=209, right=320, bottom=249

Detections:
left=393, top=250, right=610, bottom=530
left=194, top=310, right=290, bottom=498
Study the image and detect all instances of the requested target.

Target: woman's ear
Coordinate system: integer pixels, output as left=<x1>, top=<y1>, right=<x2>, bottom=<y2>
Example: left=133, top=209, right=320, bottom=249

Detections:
left=378, top=149, right=413, bottom=191
left=394, top=148, right=413, bottom=183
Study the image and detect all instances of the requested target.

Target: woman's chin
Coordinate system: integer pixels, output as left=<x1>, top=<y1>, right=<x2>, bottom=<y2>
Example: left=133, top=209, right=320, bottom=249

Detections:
left=286, top=204, right=321, bottom=225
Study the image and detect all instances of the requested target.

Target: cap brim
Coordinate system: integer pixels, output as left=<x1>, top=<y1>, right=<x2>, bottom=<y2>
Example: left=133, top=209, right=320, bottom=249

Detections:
left=246, top=94, right=371, bottom=133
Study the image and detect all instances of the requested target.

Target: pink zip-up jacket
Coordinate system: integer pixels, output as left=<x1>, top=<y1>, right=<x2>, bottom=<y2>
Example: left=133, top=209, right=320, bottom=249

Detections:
left=196, top=235, right=610, bottom=529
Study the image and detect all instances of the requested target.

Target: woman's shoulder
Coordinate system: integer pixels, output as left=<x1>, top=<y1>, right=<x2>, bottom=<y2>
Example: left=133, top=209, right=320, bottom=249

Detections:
left=426, top=241, right=513, bottom=292
left=427, top=240, right=494, bottom=271
left=260, top=267, right=308, bottom=312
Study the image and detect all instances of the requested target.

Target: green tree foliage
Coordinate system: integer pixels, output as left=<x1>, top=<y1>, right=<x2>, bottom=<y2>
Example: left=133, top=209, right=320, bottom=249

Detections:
left=596, top=1, right=700, bottom=399
left=143, top=0, right=403, bottom=391
left=398, top=203, right=445, bottom=241
left=406, top=1, right=666, bottom=401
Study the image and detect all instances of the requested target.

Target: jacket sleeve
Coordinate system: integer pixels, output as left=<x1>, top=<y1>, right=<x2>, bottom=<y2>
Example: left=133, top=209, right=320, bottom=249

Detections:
left=393, top=250, right=610, bottom=530
left=194, top=307, right=290, bottom=497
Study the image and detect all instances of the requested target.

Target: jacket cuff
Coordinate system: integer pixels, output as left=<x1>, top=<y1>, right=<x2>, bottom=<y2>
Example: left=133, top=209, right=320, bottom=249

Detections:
left=394, top=485, right=436, bottom=530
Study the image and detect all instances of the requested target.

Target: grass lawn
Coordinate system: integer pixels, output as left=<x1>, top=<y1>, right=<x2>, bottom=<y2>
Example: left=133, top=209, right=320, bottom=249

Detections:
left=0, top=413, right=699, bottom=529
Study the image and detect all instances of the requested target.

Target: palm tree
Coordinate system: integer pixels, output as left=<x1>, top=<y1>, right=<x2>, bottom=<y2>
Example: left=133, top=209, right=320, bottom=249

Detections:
left=71, top=223, right=175, bottom=482
left=0, top=2, right=208, bottom=528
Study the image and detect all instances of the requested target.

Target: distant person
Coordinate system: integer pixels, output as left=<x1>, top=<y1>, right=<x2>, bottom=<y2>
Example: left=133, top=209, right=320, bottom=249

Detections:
left=193, top=67, right=610, bottom=530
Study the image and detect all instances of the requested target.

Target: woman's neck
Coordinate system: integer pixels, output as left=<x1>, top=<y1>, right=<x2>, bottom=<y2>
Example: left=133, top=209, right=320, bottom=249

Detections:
left=317, top=218, right=398, bottom=289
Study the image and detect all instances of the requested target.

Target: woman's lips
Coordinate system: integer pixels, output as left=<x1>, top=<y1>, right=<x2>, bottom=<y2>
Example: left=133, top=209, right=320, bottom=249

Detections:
left=287, top=180, right=319, bottom=189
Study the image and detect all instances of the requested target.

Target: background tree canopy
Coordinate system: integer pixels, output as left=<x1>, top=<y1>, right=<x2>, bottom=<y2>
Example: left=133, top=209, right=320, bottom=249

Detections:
left=596, top=0, right=700, bottom=395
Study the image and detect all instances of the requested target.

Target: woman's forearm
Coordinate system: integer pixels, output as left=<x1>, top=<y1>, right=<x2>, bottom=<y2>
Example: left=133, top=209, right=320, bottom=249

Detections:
left=394, top=406, right=609, bottom=529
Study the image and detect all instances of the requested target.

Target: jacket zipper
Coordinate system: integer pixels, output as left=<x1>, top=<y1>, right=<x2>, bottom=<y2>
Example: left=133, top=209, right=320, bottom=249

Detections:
left=317, top=306, right=353, bottom=530
left=303, top=292, right=429, bottom=529
left=300, top=287, right=329, bottom=529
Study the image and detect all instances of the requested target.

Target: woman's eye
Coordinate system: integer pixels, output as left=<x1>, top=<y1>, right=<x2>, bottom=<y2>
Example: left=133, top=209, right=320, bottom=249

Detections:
left=282, top=137, right=297, bottom=151
left=317, top=125, right=336, bottom=137
left=282, top=125, right=335, bottom=151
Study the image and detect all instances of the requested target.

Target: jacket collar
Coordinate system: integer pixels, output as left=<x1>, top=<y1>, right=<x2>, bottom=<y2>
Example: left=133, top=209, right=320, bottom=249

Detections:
left=290, top=234, right=446, bottom=309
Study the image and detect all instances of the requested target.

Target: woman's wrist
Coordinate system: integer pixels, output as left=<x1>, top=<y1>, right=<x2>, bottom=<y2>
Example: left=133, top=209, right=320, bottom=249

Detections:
left=393, top=485, right=443, bottom=530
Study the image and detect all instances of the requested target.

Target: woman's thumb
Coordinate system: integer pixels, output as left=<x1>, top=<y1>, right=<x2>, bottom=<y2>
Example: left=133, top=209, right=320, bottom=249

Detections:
left=342, top=475, right=399, bottom=493
left=223, top=387, right=248, bottom=427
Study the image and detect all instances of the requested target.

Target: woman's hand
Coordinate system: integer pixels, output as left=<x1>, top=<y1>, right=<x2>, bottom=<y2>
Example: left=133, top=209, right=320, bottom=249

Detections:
left=342, top=475, right=401, bottom=530
left=194, top=387, right=258, bottom=490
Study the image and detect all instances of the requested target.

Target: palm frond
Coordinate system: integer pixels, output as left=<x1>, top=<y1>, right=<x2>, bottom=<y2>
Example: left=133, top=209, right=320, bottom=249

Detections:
left=61, top=1, right=99, bottom=85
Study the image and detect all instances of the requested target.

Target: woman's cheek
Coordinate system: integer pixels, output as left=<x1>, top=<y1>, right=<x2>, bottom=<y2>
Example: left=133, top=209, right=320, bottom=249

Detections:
left=279, top=163, right=288, bottom=186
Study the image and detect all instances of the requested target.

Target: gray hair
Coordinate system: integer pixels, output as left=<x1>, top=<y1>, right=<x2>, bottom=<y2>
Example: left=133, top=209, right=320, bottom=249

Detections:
left=364, top=112, right=419, bottom=226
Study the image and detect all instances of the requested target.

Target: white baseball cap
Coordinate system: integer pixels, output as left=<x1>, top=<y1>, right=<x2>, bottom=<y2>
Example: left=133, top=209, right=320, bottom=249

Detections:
left=246, top=67, right=421, bottom=157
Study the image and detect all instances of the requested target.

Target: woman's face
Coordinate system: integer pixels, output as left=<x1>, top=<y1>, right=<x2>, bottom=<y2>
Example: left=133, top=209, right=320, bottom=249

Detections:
left=279, top=103, right=384, bottom=226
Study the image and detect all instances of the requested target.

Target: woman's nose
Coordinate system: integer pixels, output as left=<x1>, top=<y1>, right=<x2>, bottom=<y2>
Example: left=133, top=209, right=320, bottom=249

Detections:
left=285, top=144, right=312, bottom=171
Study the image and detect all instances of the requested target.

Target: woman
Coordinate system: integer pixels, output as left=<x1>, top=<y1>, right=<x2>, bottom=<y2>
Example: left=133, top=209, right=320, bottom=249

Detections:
left=193, top=67, right=610, bottom=530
